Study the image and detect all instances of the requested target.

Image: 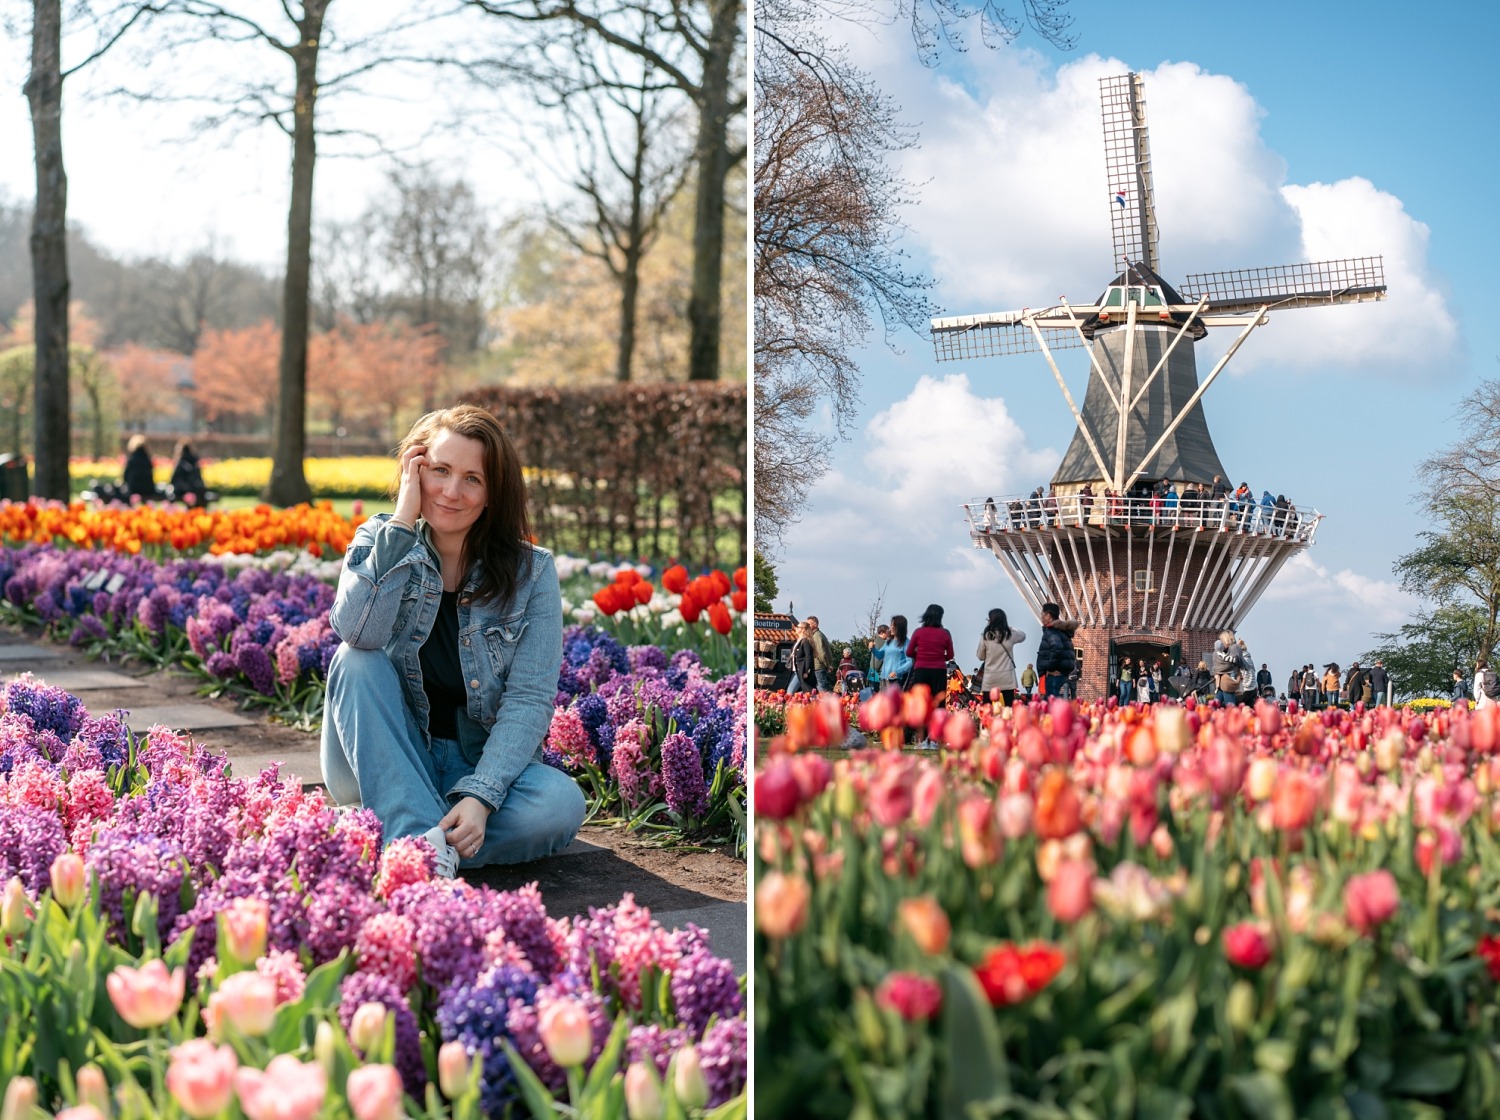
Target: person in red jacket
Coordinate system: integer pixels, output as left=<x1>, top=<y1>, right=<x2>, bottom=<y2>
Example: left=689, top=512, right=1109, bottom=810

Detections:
left=905, top=603, right=955, bottom=708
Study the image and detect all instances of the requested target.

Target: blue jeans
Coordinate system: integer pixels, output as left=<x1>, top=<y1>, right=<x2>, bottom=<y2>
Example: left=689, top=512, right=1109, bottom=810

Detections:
left=814, top=669, right=833, bottom=692
left=1216, top=689, right=1238, bottom=706
left=320, top=646, right=585, bottom=867
left=1044, top=673, right=1068, bottom=698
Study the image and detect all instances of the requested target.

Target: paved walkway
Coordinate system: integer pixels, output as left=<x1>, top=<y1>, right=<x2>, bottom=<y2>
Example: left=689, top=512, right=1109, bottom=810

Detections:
left=0, top=632, right=746, bottom=975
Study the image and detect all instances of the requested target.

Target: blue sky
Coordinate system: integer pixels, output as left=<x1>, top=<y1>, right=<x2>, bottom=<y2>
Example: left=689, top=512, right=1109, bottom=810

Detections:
left=766, top=2, right=1497, bottom=687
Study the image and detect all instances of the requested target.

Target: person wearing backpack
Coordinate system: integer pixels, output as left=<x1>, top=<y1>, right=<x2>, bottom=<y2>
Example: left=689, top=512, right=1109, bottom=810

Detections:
left=1475, top=658, right=1499, bottom=709
left=1211, top=630, right=1252, bottom=705
left=1036, top=602, right=1077, bottom=699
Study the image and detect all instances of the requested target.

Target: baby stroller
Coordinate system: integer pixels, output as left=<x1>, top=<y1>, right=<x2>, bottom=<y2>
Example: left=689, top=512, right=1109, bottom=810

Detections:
left=840, top=667, right=867, bottom=697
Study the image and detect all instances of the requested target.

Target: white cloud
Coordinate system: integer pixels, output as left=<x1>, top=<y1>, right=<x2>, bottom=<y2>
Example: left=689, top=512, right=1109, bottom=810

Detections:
left=845, top=44, right=1456, bottom=379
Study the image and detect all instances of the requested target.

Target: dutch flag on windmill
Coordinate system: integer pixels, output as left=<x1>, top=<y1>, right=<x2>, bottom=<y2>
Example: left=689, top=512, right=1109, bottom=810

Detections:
left=1113, top=188, right=1127, bottom=208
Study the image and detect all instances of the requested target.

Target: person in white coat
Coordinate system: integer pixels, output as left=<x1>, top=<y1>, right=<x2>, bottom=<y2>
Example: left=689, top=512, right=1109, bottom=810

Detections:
left=976, top=608, right=1027, bottom=708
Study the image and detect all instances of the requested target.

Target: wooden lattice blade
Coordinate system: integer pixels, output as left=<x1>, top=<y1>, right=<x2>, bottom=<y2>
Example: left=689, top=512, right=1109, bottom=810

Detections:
left=1180, top=256, right=1386, bottom=312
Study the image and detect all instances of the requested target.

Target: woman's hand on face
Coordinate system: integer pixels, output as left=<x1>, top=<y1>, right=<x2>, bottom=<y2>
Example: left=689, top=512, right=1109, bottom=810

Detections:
left=394, top=444, right=426, bottom=526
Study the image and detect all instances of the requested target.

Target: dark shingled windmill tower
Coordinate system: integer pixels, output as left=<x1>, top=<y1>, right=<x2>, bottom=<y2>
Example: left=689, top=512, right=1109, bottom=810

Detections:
left=930, top=73, right=1386, bottom=698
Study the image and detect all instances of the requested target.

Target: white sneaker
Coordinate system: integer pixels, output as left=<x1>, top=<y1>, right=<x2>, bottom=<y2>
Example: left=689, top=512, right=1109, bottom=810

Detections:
left=420, top=825, right=460, bottom=879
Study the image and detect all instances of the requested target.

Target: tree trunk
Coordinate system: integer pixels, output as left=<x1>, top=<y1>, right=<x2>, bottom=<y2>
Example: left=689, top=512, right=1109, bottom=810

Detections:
left=26, top=0, right=70, bottom=498
left=685, top=0, right=739, bottom=383
left=263, top=2, right=325, bottom=508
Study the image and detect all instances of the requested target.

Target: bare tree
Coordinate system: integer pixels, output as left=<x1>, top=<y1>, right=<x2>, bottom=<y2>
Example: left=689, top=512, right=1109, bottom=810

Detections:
left=378, top=168, right=493, bottom=365
left=121, top=1, right=443, bottom=503
left=753, top=17, right=932, bottom=543
left=467, top=0, right=745, bottom=382
left=532, top=19, right=694, bottom=382
left=862, top=581, right=888, bottom=639
left=752, top=0, right=1075, bottom=545
left=21, top=1, right=160, bottom=497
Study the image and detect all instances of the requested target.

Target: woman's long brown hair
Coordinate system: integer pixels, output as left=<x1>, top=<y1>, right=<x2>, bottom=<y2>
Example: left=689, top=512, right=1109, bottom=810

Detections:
left=392, top=404, right=533, bottom=607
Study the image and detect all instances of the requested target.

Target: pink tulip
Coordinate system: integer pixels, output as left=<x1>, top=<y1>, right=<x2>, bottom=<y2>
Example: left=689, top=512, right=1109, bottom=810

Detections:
left=349, top=1001, right=388, bottom=1053
left=1046, top=858, right=1095, bottom=923
left=755, top=871, right=810, bottom=938
left=1, top=877, right=29, bottom=937
left=868, top=765, right=915, bottom=828
left=1270, top=769, right=1319, bottom=832
left=49, top=852, right=85, bottom=910
left=957, top=792, right=1000, bottom=868
left=997, top=792, right=1033, bottom=839
left=1223, top=922, right=1273, bottom=969
left=234, top=1055, right=327, bottom=1120
left=624, top=1062, right=664, bottom=1120
left=54, top=1108, right=106, bottom=1120
left=207, top=972, right=277, bottom=1038
left=672, top=1046, right=709, bottom=1110
left=167, top=1040, right=238, bottom=1120
left=221, top=897, right=269, bottom=966
left=1344, top=869, right=1400, bottom=935
left=859, top=689, right=899, bottom=732
left=0, top=1078, right=35, bottom=1120
left=76, top=1066, right=109, bottom=1113
left=942, top=711, right=977, bottom=749
left=911, top=768, right=945, bottom=828
left=538, top=997, right=594, bottom=1068
left=107, top=959, right=186, bottom=1029
left=437, top=1041, right=472, bottom=1099
left=346, top=1066, right=404, bottom=1120
left=897, top=896, right=950, bottom=954
left=874, top=972, right=944, bottom=1020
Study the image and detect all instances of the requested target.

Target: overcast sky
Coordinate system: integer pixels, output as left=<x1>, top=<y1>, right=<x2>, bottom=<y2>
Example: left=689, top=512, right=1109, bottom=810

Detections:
left=0, top=3, right=597, bottom=270
left=767, top=2, right=1495, bottom=687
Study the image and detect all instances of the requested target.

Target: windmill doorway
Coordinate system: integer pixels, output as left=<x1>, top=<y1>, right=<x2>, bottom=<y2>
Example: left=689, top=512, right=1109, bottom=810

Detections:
left=1109, top=637, right=1182, bottom=699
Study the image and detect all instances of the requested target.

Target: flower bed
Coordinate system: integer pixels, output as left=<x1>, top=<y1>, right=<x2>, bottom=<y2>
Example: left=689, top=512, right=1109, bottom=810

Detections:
left=755, top=689, right=1500, bottom=1117
left=0, top=545, right=748, bottom=849
left=0, top=498, right=366, bottom=558
left=0, top=675, right=745, bottom=1117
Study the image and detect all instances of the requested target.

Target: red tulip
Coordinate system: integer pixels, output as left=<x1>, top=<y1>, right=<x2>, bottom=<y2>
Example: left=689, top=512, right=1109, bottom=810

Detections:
left=708, top=602, right=733, bottom=635
left=662, top=565, right=689, bottom=594
left=732, top=566, right=747, bottom=591
left=754, top=761, right=801, bottom=820
left=1223, top=922, right=1273, bottom=969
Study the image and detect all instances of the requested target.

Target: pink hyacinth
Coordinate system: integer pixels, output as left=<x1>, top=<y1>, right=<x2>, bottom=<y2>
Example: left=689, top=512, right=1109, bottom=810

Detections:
left=547, top=709, right=596, bottom=770
left=376, top=837, right=434, bottom=899
left=255, top=949, right=307, bottom=1005
left=356, top=912, right=418, bottom=993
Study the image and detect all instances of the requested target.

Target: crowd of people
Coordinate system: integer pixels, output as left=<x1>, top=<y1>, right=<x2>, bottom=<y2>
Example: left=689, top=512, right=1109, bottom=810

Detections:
left=970, top=476, right=1314, bottom=539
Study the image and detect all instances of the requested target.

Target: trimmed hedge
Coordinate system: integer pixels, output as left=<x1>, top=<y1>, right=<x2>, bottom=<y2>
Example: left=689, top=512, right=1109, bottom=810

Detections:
left=465, top=383, right=747, bottom=569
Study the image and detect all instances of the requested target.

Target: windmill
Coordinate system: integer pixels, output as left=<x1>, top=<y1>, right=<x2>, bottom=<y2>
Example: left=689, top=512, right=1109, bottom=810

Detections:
left=931, top=72, right=1386, bottom=699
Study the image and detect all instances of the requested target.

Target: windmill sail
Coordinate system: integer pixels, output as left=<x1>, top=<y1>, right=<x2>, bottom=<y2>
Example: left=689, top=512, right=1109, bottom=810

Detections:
left=1181, top=257, right=1386, bottom=313
left=1101, top=73, right=1159, bottom=273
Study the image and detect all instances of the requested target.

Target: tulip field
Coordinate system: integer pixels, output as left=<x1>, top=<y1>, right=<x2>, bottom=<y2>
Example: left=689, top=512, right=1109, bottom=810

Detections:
left=755, top=688, right=1500, bottom=1118
left=0, top=492, right=748, bottom=1117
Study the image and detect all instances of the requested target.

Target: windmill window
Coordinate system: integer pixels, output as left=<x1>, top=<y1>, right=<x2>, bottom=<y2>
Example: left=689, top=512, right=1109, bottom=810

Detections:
left=1133, top=569, right=1153, bottom=592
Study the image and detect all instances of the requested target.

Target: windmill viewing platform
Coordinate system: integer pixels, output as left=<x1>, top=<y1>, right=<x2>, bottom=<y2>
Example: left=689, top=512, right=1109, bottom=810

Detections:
left=961, top=491, right=1320, bottom=694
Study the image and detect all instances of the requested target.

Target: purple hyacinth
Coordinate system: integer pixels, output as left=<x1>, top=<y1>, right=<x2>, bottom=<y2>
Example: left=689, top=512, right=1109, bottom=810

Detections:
left=436, top=963, right=540, bottom=1115
left=340, top=970, right=426, bottom=1095
left=660, top=731, right=708, bottom=819
left=3, top=676, right=86, bottom=741
left=87, top=828, right=188, bottom=943
left=234, top=644, right=276, bottom=695
left=669, top=948, right=743, bottom=1038
left=698, top=1016, right=748, bottom=1106
left=625, top=1023, right=691, bottom=1076
left=493, top=883, right=561, bottom=978
left=0, top=805, right=66, bottom=895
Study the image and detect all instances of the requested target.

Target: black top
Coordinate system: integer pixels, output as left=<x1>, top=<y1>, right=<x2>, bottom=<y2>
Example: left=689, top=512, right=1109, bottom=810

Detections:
left=123, top=447, right=157, bottom=499
left=420, top=590, right=465, bottom=739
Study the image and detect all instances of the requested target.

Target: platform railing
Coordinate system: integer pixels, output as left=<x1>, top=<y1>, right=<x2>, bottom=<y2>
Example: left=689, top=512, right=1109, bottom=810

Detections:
left=963, top=492, right=1322, bottom=544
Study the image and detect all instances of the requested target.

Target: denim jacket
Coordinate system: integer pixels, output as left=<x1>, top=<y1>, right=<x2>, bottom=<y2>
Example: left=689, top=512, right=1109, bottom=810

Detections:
left=329, top=513, right=563, bottom=812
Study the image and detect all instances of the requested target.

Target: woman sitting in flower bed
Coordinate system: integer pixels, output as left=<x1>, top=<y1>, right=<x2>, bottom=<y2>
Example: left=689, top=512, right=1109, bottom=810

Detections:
left=320, top=405, right=584, bottom=876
